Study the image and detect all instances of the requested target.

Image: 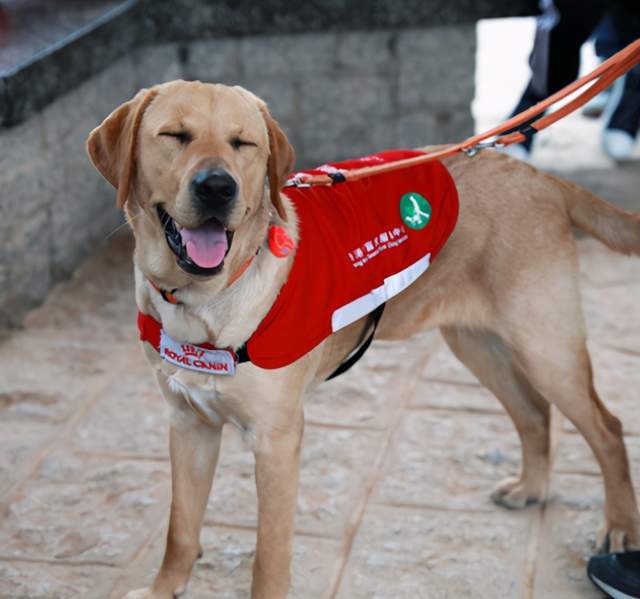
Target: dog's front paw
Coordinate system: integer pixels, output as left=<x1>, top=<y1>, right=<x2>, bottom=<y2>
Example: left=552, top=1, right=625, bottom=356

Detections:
left=490, top=476, right=544, bottom=510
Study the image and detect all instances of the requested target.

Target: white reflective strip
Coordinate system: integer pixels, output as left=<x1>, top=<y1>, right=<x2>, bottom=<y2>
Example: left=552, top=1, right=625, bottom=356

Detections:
left=383, top=252, right=431, bottom=297
left=331, top=253, right=431, bottom=332
left=160, top=330, right=236, bottom=376
left=331, top=285, right=387, bottom=332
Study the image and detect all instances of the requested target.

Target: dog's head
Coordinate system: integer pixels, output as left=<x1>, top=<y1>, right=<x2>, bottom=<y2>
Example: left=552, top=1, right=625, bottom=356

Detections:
left=86, top=80, right=295, bottom=284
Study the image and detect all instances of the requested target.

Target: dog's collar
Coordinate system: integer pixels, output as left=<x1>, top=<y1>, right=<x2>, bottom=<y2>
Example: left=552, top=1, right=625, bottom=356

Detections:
left=148, top=253, right=257, bottom=306
left=148, top=279, right=181, bottom=305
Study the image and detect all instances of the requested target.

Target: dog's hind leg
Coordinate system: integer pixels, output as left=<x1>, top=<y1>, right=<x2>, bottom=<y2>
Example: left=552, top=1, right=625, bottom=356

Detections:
left=441, top=326, right=552, bottom=509
left=494, top=250, right=640, bottom=551
left=509, top=327, right=640, bottom=551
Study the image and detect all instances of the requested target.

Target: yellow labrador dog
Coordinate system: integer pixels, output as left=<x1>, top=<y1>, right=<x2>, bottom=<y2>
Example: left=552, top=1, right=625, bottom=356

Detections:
left=87, top=80, right=640, bottom=598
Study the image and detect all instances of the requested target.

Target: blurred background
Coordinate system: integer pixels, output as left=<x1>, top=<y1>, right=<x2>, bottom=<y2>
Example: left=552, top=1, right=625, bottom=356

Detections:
left=1, top=1, right=639, bottom=598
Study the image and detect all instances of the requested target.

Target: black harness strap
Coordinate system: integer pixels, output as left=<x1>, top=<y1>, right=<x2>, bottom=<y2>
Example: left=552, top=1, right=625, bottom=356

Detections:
left=236, top=344, right=250, bottom=364
left=235, top=303, right=386, bottom=381
left=325, top=303, right=386, bottom=381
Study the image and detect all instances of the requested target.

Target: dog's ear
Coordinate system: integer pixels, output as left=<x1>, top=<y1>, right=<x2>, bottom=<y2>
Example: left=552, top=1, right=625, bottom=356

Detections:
left=257, top=104, right=295, bottom=222
left=86, top=87, right=158, bottom=209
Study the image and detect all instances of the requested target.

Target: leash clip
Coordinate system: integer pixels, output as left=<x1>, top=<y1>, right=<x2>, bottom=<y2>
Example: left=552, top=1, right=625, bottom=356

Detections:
left=462, top=140, right=504, bottom=158
left=284, top=173, right=311, bottom=188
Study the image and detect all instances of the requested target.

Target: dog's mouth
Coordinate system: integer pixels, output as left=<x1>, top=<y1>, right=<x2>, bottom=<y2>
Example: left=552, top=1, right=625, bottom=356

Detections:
left=157, top=206, right=234, bottom=277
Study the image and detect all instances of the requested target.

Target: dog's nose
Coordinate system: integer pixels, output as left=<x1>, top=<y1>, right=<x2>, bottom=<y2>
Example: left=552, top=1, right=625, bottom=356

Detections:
left=190, top=168, right=237, bottom=207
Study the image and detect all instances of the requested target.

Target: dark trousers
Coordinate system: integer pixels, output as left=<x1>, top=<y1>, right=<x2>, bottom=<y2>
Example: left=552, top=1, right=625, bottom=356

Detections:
left=512, top=0, right=640, bottom=146
left=528, top=0, right=606, bottom=99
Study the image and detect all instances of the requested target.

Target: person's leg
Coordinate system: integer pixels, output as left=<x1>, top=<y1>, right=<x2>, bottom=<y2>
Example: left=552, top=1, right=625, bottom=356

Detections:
left=602, top=8, right=640, bottom=160
left=593, top=14, right=620, bottom=60
left=506, top=0, right=606, bottom=155
left=602, top=66, right=640, bottom=160
left=529, top=0, right=605, bottom=97
left=583, top=15, right=618, bottom=119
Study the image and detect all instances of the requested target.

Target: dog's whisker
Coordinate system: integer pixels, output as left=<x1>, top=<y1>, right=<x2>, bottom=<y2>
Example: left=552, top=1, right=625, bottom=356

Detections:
left=103, top=212, right=144, bottom=240
left=103, top=220, right=131, bottom=241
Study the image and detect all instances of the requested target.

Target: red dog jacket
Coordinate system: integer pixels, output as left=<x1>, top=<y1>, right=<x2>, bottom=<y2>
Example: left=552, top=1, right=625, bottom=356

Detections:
left=139, top=149, right=459, bottom=372
left=246, top=149, right=459, bottom=368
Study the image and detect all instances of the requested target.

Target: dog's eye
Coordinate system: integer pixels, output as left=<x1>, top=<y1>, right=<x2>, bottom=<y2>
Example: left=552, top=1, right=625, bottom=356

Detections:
left=159, top=131, right=192, bottom=144
left=230, top=137, right=257, bottom=150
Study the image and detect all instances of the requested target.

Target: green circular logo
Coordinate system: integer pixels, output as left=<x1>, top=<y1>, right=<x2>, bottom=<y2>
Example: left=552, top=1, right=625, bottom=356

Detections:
left=400, top=192, right=432, bottom=230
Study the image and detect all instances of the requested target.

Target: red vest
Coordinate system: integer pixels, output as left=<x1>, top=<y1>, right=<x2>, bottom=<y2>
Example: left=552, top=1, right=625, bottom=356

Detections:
left=246, top=149, right=458, bottom=368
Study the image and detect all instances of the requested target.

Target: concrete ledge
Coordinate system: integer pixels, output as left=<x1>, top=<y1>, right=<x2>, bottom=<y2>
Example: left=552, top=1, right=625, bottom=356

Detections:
left=0, top=0, right=538, bottom=128
left=0, top=1, right=142, bottom=128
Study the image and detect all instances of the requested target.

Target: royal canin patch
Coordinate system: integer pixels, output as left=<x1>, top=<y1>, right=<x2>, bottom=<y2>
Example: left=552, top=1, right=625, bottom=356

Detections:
left=137, top=312, right=238, bottom=375
left=160, top=331, right=236, bottom=375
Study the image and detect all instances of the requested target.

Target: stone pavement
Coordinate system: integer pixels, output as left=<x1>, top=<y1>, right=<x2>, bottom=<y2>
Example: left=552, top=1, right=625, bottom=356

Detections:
left=1, top=227, right=639, bottom=599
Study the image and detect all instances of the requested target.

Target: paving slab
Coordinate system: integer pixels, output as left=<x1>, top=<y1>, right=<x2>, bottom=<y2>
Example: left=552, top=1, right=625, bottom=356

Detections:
left=409, top=377, right=503, bottom=413
left=578, top=238, right=640, bottom=287
left=306, top=334, right=441, bottom=430
left=69, top=359, right=170, bottom=460
left=582, top=282, right=640, bottom=351
left=419, top=342, right=480, bottom=385
left=532, top=473, right=607, bottom=599
left=0, top=450, right=169, bottom=566
left=110, top=524, right=345, bottom=599
left=335, top=505, right=534, bottom=599
left=0, top=560, right=119, bottom=599
left=373, top=410, right=521, bottom=511
left=205, top=424, right=384, bottom=539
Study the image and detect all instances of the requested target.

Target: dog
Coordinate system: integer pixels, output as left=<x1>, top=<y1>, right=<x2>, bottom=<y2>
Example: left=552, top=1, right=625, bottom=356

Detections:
left=86, top=80, right=640, bottom=598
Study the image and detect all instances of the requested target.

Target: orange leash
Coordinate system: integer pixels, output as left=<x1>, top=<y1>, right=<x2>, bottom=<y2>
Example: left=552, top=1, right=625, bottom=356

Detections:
left=291, top=38, right=640, bottom=187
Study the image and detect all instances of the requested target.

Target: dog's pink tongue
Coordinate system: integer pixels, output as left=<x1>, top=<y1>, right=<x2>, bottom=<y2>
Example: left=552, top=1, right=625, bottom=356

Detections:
left=179, top=220, right=228, bottom=268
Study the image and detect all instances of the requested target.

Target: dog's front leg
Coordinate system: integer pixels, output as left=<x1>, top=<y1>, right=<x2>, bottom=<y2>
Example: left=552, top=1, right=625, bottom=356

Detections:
left=125, top=401, right=222, bottom=599
left=251, top=409, right=304, bottom=599
left=158, top=408, right=222, bottom=595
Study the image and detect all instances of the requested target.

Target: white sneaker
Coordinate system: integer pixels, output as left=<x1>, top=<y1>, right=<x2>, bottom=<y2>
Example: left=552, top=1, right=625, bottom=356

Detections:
left=602, top=129, right=636, bottom=161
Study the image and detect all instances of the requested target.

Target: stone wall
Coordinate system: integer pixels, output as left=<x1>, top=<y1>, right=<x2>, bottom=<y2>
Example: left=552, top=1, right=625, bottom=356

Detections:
left=0, top=26, right=475, bottom=327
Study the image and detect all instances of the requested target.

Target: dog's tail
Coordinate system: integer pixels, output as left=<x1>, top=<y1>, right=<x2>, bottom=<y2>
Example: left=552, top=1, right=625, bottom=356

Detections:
left=561, top=178, right=640, bottom=255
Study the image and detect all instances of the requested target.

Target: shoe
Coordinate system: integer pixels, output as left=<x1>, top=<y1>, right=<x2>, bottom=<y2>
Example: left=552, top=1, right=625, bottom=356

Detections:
left=602, top=129, right=636, bottom=161
left=587, top=551, right=640, bottom=599
left=602, top=68, right=640, bottom=161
